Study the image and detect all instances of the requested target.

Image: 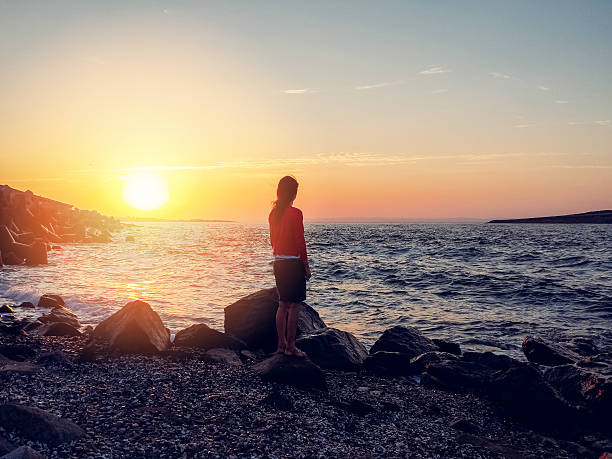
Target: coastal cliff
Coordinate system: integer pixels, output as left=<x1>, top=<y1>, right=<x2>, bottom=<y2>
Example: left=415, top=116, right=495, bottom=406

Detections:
left=489, top=210, right=612, bottom=224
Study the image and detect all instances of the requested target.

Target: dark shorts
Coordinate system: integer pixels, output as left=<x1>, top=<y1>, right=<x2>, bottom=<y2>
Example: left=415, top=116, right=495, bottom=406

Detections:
left=273, top=258, right=306, bottom=302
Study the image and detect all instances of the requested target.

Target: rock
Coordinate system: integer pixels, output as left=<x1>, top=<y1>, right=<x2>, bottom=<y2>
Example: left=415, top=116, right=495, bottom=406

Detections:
left=0, top=404, right=85, bottom=446
left=369, top=326, right=437, bottom=358
left=22, top=320, right=43, bottom=333
left=240, top=349, right=258, bottom=361
left=38, top=322, right=81, bottom=337
left=3, top=253, right=23, bottom=266
left=24, top=241, right=47, bottom=266
left=0, top=305, right=13, bottom=314
left=1, top=446, right=44, bottom=459
left=37, top=294, right=64, bottom=309
left=224, top=288, right=326, bottom=351
left=93, top=300, right=170, bottom=353
left=38, top=306, right=80, bottom=328
left=252, top=353, right=326, bottom=390
left=0, top=344, right=36, bottom=362
left=363, top=351, right=414, bottom=376
left=433, top=338, right=461, bottom=355
left=522, top=336, right=577, bottom=366
left=260, top=390, right=293, bottom=411
left=37, top=351, right=73, bottom=367
left=16, top=302, right=34, bottom=309
left=450, top=417, right=479, bottom=434
left=203, top=348, right=242, bottom=366
left=564, top=337, right=599, bottom=357
left=77, top=343, right=101, bottom=363
left=332, top=399, right=376, bottom=416
left=174, top=324, right=245, bottom=351
left=0, top=436, right=16, bottom=456
left=0, top=362, right=39, bottom=376
left=296, top=327, right=367, bottom=370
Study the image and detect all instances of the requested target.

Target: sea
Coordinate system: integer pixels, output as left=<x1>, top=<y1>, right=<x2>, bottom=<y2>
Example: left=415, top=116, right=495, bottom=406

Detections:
left=1, top=222, right=611, bottom=358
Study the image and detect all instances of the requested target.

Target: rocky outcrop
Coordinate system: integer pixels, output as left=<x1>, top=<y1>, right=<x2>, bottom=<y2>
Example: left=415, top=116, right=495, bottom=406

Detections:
left=433, top=338, right=462, bottom=355
left=522, top=336, right=577, bottom=366
left=174, top=324, right=245, bottom=350
left=93, top=300, right=170, bottom=353
left=369, top=326, right=437, bottom=358
left=253, top=354, right=326, bottom=390
left=363, top=351, right=415, bottom=376
left=38, top=306, right=80, bottom=328
left=296, top=328, right=367, bottom=370
left=224, top=288, right=326, bottom=351
left=0, top=404, right=85, bottom=446
left=37, top=294, right=64, bottom=309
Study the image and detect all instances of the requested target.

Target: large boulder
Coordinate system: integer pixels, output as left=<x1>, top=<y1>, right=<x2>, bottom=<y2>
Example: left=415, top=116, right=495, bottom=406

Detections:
left=37, top=294, right=64, bottom=309
left=296, top=327, right=367, bottom=370
left=522, top=336, right=577, bottom=366
left=0, top=404, right=85, bottom=446
left=93, top=300, right=170, bottom=353
left=0, top=305, right=13, bottom=314
left=253, top=354, right=326, bottom=390
left=37, top=322, right=81, bottom=337
left=224, top=288, right=326, bottom=351
left=174, top=324, right=245, bottom=350
left=369, top=326, right=437, bottom=358
left=363, top=351, right=415, bottom=376
left=37, top=307, right=80, bottom=328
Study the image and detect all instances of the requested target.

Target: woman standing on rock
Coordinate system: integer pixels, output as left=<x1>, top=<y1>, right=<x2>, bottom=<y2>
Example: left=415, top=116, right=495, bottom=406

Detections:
left=269, top=176, right=311, bottom=357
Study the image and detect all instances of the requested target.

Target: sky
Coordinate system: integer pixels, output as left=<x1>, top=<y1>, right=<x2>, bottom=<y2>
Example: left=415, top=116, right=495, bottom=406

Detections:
left=1, top=0, right=611, bottom=221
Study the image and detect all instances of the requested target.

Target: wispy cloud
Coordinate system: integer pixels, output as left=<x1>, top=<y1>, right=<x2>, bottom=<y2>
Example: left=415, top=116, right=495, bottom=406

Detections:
left=549, top=165, right=612, bottom=169
left=568, top=120, right=611, bottom=126
left=430, top=88, right=448, bottom=94
left=555, top=100, right=569, bottom=104
left=537, top=85, right=551, bottom=91
left=419, top=66, right=451, bottom=75
left=514, top=124, right=535, bottom=128
left=596, top=119, right=611, bottom=126
left=355, top=81, right=402, bottom=90
left=283, top=88, right=318, bottom=94
left=489, top=72, right=518, bottom=80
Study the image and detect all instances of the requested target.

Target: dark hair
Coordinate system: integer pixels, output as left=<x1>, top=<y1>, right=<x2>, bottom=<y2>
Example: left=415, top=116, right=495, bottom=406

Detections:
left=271, top=176, right=298, bottom=222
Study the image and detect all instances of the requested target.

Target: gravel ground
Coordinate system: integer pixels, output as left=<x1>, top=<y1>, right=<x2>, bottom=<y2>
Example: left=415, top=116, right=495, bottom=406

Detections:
left=0, top=335, right=593, bottom=458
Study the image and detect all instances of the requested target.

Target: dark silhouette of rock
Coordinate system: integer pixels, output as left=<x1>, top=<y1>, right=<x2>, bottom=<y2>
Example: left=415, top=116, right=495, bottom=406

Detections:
left=16, top=302, right=34, bottom=309
left=1, top=446, right=44, bottom=459
left=433, top=338, right=461, bottom=355
left=522, top=336, right=577, bottom=366
left=0, top=436, right=16, bottom=456
left=93, top=300, right=170, bottom=353
left=0, top=404, right=85, bottom=446
left=296, top=327, right=367, bottom=370
left=24, top=241, right=47, bottom=266
left=204, top=348, right=242, bottom=366
left=37, top=294, right=64, bottom=309
left=22, top=320, right=43, bottom=333
left=0, top=344, right=36, bottom=362
left=369, top=326, right=437, bottom=358
left=252, top=353, right=326, bottom=390
left=224, top=288, right=325, bottom=351
left=38, top=322, right=81, bottom=337
left=0, top=305, right=13, bottom=314
left=489, top=209, right=612, bottom=224
left=38, top=306, right=80, bottom=328
left=450, top=417, right=479, bottom=434
left=174, top=324, right=245, bottom=350
left=331, top=399, right=376, bottom=416
left=363, top=351, right=416, bottom=376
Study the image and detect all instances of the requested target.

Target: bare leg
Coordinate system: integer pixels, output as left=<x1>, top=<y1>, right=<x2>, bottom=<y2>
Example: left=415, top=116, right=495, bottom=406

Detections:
left=275, top=301, right=289, bottom=353
left=285, top=303, right=306, bottom=357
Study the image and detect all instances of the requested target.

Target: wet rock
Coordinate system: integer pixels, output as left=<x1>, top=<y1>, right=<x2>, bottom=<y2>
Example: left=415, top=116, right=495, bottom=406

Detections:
left=0, top=344, right=36, bottom=362
left=0, top=436, right=15, bottom=456
left=1, top=446, right=44, bottom=459
left=564, top=337, right=599, bottom=357
left=369, top=326, right=437, bottom=358
left=16, top=302, right=34, bottom=309
left=93, top=300, right=170, bottom=353
left=204, top=348, right=242, bottom=366
left=22, top=320, right=43, bottom=333
left=450, top=417, right=479, bottom=434
left=363, top=351, right=414, bottom=376
left=37, top=294, right=64, bottom=309
left=522, top=336, right=577, bottom=366
left=260, top=390, right=293, bottom=411
left=432, top=338, right=461, bottom=355
left=0, top=305, right=13, bottom=314
left=0, top=404, right=85, bottom=446
left=174, top=324, right=245, bottom=351
left=38, top=306, right=80, bottom=328
left=38, top=322, right=82, bottom=337
left=296, top=327, right=367, bottom=370
left=24, top=241, right=47, bottom=266
left=253, top=353, right=326, bottom=390
left=224, top=288, right=325, bottom=351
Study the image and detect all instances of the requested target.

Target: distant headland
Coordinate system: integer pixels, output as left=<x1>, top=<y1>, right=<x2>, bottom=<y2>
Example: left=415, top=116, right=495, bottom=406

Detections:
left=489, top=210, right=612, bottom=224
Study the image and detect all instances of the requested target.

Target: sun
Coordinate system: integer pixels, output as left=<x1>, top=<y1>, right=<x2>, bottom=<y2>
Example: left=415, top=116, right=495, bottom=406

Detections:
left=123, top=173, right=169, bottom=210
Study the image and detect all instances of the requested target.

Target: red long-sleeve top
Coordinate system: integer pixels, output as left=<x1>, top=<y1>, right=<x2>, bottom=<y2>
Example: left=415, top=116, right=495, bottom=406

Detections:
left=269, top=206, right=309, bottom=271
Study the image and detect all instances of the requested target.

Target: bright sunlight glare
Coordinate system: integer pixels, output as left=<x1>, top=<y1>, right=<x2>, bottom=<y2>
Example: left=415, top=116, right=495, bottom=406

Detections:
left=123, top=173, right=169, bottom=211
